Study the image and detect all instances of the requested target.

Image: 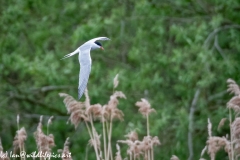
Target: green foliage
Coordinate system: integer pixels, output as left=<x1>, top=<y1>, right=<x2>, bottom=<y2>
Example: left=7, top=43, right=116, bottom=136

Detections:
left=1, top=0, right=240, bottom=159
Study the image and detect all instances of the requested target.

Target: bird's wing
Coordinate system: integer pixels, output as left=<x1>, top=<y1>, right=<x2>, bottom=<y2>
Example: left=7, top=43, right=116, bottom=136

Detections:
left=88, top=37, right=110, bottom=43
left=61, top=37, right=109, bottom=60
left=61, top=48, right=79, bottom=60
left=78, top=47, right=91, bottom=99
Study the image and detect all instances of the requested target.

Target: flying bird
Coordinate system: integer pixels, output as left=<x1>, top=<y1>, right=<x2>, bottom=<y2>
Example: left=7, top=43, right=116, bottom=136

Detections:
left=62, top=37, right=110, bottom=99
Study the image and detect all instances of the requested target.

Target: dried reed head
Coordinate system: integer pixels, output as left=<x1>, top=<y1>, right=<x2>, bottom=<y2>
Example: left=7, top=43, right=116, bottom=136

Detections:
left=231, top=118, right=240, bottom=155
left=125, top=131, right=138, bottom=142
left=59, top=137, right=72, bottom=160
left=13, top=127, right=27, bottom=153
left=0, top=138, right=10, bottom=160
left=47, top=116, right=54, bottom=126
left=113, top=74, right=119, bottom=89
left=108, top=91, right=126, bottom=109
left=117, top=140, right=143, bottom=158
left=34, top=116, right=55, bottom=157
left=135, top=98, right=156, bottom=117
left=232, top=118, right=240, bottom=139
left=88, top=130, right=101, bottom=150
left=218, top=118, right=227, bottom=131
left=112, top=109, right=124, bottom=121
left=206, top=136, right=229, bottom=160
left=151, top=136, right=161, bottom=147
left=170, top=155, right=180, bottom=160
left=85, top=104, right=102, bottom=120
left=141, top=136, right=160, bottom=152
left=59, top=93, right=88, bottom=128
left=118, top=135, right=160, bottom=159
left=115, top=143, right=122, bottom=160
left=227, top=96, right=240, bottom=113
left=208, top=118, right=212, bottom=137
left=59, top=93, right=85, bottom=113
left=104, top=91, right=126, bottom=121
left=227, top=79, right=240, bottom=96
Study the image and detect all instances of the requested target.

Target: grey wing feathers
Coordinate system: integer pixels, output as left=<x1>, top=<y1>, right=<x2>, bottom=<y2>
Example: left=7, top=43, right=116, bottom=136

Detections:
left=78, top=64, right=91, bottom=99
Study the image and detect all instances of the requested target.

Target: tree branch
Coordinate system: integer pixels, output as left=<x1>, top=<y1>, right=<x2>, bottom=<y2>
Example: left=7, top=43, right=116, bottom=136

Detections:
left=188, top=89, right=201, bottom=160
left=30, top=85, right=74, bottom=93
left=9, top=92, right=65, bottom=115
left=214, top=34, right=226, bottom=60
left=204, top=24, right=240, bottom=48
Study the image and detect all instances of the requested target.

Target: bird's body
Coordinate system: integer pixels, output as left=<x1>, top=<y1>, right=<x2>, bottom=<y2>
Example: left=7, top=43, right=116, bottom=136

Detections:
left=62, top=37, right=110, bottom=99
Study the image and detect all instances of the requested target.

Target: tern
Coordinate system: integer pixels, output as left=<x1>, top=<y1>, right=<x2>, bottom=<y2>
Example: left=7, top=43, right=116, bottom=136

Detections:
left=62, top=37, right=110, bottom=99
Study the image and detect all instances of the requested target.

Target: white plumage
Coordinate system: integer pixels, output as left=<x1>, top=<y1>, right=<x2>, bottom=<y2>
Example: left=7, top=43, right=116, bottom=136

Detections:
left=62, top=37, right=110, bottom=99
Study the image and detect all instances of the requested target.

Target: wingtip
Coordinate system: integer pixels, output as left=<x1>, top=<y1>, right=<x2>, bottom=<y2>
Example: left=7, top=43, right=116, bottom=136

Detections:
left=60, top=55, right=68, bottom=60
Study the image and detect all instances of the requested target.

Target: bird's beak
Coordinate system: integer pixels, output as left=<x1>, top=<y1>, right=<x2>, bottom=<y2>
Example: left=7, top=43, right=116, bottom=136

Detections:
left=100, top=46, right=104, bottom=50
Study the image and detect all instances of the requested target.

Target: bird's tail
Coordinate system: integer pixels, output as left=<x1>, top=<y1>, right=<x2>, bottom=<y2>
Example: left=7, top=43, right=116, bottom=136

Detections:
left=61, top=48, right=79, bottom=60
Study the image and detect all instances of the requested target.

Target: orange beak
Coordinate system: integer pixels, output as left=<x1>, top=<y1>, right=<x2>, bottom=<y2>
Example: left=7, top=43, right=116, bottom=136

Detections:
left=100, top=46, right=104, bottom=50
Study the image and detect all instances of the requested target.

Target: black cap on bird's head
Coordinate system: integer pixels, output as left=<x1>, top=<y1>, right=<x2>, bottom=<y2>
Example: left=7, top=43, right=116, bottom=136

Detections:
left=95, top=41, right=104, bottom=50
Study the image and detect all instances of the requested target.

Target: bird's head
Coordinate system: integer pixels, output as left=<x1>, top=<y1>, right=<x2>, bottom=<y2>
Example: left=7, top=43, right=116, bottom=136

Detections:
left=91, top=41, right=104, bottom=50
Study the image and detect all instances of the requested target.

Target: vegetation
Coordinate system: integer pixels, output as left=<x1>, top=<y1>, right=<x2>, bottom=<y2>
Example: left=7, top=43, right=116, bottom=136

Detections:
left=1, top=0, right=240, bottom=159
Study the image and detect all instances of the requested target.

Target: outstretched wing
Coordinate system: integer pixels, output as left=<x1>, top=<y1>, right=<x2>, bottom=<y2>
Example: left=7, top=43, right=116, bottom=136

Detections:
left=61, top=48, right=79, bottom=60
left=78, top=48, right=92, bottom=99
left=78, top=63, right=91, bottom=99
left=88, top=37, right=110, bottom=43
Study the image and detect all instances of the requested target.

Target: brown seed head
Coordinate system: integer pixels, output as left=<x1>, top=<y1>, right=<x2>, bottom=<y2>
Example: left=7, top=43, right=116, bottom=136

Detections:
left=125, top=131, right=138, bottom=142
left=59, top=93, right=88, bottom=128
left=227, top=79, right=240, bottom=96
left=152, top=136, right=161, bottom=146
left=135, top=98, right=156, bottom=117
left=34, top=117, right=55, bottom=156
left=227, top=96, right=240, bottom=113
left=207, top=136, right=228, bottom=160
left=232, top=118, right=240, bottom=150
left=85, top=104, right=102, bottom=120
left=13, top=127, right=27, bottom=152
left=218, top=118, right=227, bottom=131
left=104, top=91, right=126, bottom=121
left=60, top=137, right=72, bottom=160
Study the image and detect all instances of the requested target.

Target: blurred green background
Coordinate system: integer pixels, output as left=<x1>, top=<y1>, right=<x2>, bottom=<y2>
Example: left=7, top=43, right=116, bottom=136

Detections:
left=1, top=0, right=240, bottom=159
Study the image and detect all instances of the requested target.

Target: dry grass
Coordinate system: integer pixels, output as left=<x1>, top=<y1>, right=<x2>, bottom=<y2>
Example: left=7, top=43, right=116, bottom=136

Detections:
left=34, top=116, right=55, bottom=160
left=199, top=78, right=240, bottom=160
left=0, top=115, right=72, bottom=160
left=0, top=74, right=161, bottom=160
left=2, top=76, right=240, bottom=160
left=58, top=138, right=72, bottom=160
left=59, top=74, right=160, bottom=160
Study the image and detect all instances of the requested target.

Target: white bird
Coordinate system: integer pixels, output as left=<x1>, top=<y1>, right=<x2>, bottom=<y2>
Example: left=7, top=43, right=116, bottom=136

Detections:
left=62, top=37, right=110, bottom=99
